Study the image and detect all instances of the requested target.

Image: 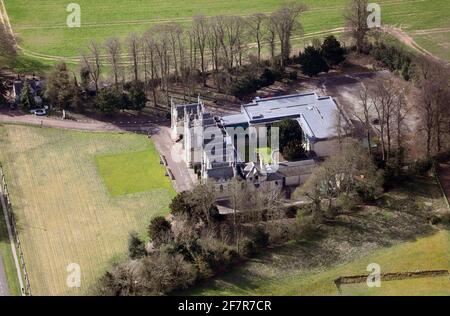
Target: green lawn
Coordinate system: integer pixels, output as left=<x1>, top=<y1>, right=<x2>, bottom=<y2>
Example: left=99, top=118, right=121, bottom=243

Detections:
left=3, top=0, right=450, bottom=69
left=0, top=124, right=175, bottom=295
left=96, top=147, right=172, bottom=196
left=0, top=205, right=22, bottom=296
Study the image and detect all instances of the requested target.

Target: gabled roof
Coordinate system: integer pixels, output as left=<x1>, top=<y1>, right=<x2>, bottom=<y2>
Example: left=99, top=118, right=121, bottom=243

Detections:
left=13, top=79, right=44, bottom=98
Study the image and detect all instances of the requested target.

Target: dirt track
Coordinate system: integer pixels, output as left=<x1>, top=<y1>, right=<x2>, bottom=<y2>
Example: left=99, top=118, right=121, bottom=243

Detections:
left=383, top=26, right=449, bottom=64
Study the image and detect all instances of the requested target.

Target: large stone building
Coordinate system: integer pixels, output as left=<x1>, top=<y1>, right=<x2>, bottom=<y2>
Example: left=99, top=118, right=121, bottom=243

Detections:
left=171, top=92, right=349, bottom=199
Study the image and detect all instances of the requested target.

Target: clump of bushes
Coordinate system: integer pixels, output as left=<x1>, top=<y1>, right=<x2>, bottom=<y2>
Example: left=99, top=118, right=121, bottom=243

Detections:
left=229, top=67, right=283, bottom=98
left=369, top=43, right=412, bottom=81
left=297, top=35, right=346, bottom=77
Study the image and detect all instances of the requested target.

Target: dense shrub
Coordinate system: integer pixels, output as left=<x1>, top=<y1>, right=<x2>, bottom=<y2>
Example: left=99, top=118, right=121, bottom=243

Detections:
left=285, top=206, right=298, bottom=218
left=148, top=216, right=173, bottom=246
left=295, top=215, right=319, bottom=241
left=251, top=227, right=269, bottom=249
left=370, top=43, right=412, bottom=81
left=283, top=140, right=306, bottom=161
left=241, top=238, right=257, bottom=257
left=410, top=158, right=433, bottom=175
left=271, top=119, right=305, bottom=160
left=321, top=35, right=346, bottom=66
left=97, top=252, right=197, bottom=296
left=170, top=189, right=222, bottom=224
left=128, top=231, right=146, bottom=259
left=229, top=67, right=283, bottom=98
left=95, top=87, right=123, bottom=113
left=126, top=82, right=147, bottom=110
left=298, top=46, right=329, bottom=77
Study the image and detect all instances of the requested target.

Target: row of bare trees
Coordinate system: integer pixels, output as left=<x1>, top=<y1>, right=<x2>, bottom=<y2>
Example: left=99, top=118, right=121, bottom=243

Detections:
left=79, top=3, right=307, bottom=106
left=356, top=77, right=408, bottom=162
left=355, top=56, right=450, bottom=162
left=414, top=57, right=450, bottom=157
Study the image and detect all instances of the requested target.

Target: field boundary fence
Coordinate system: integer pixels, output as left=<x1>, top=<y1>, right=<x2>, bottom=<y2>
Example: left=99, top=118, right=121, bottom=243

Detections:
left=0, top=163, right=32, bottom=296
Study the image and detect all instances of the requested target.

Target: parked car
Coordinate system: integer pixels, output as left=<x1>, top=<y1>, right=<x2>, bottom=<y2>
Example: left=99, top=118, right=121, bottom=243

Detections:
left=34, top=109, right=47, bottom=116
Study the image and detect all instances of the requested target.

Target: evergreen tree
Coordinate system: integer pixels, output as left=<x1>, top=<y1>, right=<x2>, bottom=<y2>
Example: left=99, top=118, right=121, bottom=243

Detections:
left=127, top=82, right=147, bottom=111
left=20, top=79, right=36, bottom=110
left=271, top=120, right=304, bottom=155
left=128, top=231, right=146, bottom=260
left=148, top=216, right=173, bottom=247
left=298, top=46, right=329, bottom=77
left=321, top=35, right=345, bottom=66
left=95, top=87, right=122, bottom=113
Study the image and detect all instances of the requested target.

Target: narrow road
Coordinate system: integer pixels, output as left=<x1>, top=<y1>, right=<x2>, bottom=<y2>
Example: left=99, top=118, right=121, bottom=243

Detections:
left=150, top=125, right=196, bottom=192
left=0, top=255, right=9, bottom=296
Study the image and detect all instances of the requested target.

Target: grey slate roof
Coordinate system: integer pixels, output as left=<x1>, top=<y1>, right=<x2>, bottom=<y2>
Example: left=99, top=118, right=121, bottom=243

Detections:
left=13, top=79, right=44, bottom=99
left=175, top=102, right=200, bottom=120
left=220, top=92, right=344, bottom=141
left=205, top=166, right=235, bottom=180
left=276, top=159, right=317, bottom=177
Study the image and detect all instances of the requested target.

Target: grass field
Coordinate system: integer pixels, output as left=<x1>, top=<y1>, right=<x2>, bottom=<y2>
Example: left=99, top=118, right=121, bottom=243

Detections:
left=3, top=0, right=450, bottom=67
left=0, top=124, right=175, bottom=295
left=187, top=174, right=450, bottom=296
left=95, top=149, right=172, bottom=196
left=0, top=205, right=21, bottom=296
left=189, top=230, right=450, bottom=296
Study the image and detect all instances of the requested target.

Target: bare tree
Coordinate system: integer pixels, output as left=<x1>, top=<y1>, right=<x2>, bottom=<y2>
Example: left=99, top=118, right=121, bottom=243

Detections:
left=166, top=23, right=184, bottom=80
left=82, top=41, right=102, bottom=92
left=143, top=31, right=159, bottom=106
left=127, top=33, right=141, bottom=82
left=192, top=16, right=209, bottom=86
left=344, top=0, right=369, bottom=53
left=152, top=24, right=172, bottom=106
left=270, top=3, right=307, bottom=68
left=267, top=18, right=277, bottom=65
left=393, top=90, right=408, bottom=160
left=186, top=30, right=198, bottom=100
left=105, top=37, right=122, bottom=87
left=414, top=57, right=450, bottom=156
left=247, top=13, right=268, bottom=63
left=371, top=78, right=396, bottom=161
left=299, top=139, right=383, bottom=217
left=354, top=83, right=373, bottom=155
left=207, top=17, right=222, bottom=92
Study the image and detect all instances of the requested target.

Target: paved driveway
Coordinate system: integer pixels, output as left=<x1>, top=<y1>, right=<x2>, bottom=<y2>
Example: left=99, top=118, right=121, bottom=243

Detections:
left=150, top=124, right=196, bottom=192
left=0, top=255, right=9, bottom=296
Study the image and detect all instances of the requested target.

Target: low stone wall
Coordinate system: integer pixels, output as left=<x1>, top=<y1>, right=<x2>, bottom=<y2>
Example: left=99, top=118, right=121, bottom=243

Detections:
left=334, top=270, right=449, bottom=292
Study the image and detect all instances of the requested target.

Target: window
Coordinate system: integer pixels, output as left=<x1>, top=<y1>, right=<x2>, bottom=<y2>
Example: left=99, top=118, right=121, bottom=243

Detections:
left=219, top=185, right=224, bottom=192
